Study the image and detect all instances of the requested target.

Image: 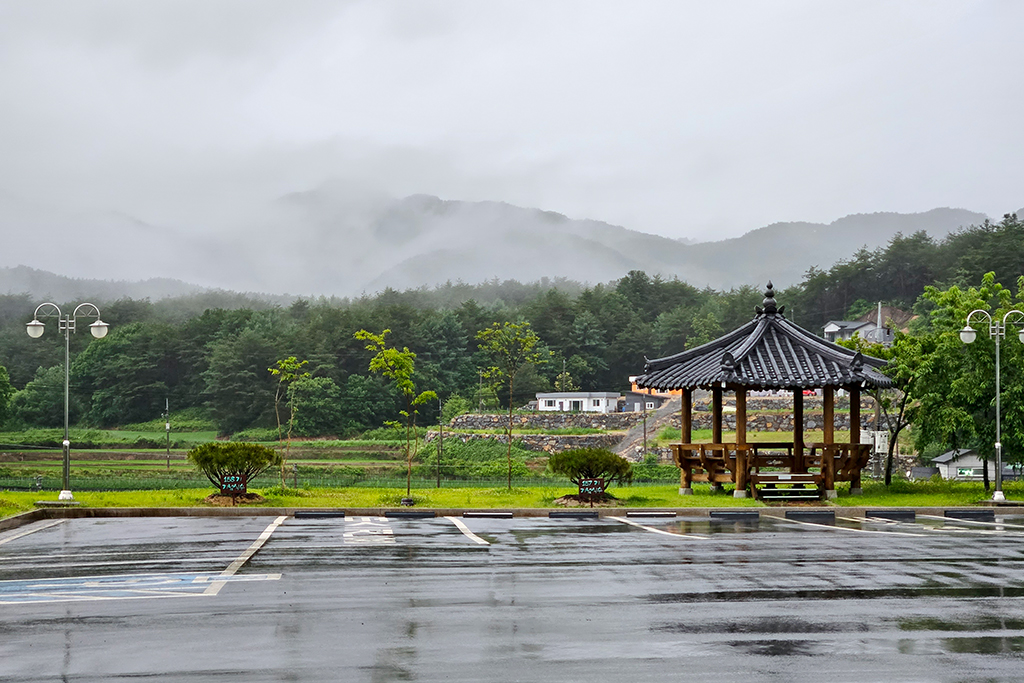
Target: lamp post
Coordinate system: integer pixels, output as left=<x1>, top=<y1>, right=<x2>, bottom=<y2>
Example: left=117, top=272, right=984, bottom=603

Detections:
left=26, top=303, right=108, bottom=501
left=960, top=308, right=1024, bottom=502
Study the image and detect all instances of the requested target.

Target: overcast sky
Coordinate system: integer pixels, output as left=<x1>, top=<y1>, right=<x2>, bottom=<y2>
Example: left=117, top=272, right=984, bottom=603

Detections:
left=1, top=0, right=1021, bottom=251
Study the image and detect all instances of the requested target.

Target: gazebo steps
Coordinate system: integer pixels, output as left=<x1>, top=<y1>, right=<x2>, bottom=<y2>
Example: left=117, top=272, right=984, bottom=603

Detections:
left=757, top=487, right=823, bottom=502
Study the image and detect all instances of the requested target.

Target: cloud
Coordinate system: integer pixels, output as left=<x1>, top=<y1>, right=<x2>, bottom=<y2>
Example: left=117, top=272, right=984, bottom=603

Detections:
left=0, top=0, right=1021, bottom=290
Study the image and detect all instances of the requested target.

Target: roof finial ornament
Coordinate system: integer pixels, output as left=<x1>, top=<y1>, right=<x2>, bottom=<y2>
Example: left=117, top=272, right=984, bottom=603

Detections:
left=761, top=281, right=778, bottom=315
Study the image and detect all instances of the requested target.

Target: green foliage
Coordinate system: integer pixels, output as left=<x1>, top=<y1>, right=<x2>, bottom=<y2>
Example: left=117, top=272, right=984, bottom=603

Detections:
left=547, top=447, right=633, bottom=490
left=0, top=365, right=13, bottom=427
left=361, top=425, right=427, bottom=441
left=229, top=427, right=280, bottom=442
left=289, top=376, right=344, bottom=436
left=71, top=322, right=174, bottom=426
left=10, top=366, right=81, bottom=428
left=441, top=394, right=472, bottom=423
left=187, top=441, right=282, bottom=492
left=203, top=324, right=282, bottom=435
left=476, top=321, right=549, bottom=489
left=355, top=329, right=437, bottom=495
left=122, top=407, right=216, bottom=432
left=910, top=272, right=1024, bottom=483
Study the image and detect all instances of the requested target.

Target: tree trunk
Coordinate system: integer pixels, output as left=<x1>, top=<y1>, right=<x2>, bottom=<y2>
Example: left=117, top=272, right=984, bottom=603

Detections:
left=507, top=377, right=514, bottom=491
left=406, top=397, right=413, bottom=497
left=884, top=437, right=895, bottom=486
left=274, top=387, right=284, bottom=488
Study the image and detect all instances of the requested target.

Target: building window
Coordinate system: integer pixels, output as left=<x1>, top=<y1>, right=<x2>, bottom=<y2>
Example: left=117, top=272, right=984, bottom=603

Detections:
left=592, top=399, right=600, bottom=407
left=646, top=402, right=655, bottom=410
left=544, top=400, right=555, bottom=407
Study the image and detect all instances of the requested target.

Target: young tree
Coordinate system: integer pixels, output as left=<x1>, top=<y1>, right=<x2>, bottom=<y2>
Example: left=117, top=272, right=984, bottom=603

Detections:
left=840, top=332, right=929, bottom=485
left=476, top=321, right=548, bottom=490
left=269, top=356, right=310, bottom=488
left=355, top=329, right=437, bottom=497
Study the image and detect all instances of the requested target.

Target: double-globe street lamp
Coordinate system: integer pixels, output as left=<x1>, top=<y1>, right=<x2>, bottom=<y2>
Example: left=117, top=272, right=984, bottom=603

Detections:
left=26, top=303, right=108, bottom=501
left=960, top=308, right=1024, bottom=502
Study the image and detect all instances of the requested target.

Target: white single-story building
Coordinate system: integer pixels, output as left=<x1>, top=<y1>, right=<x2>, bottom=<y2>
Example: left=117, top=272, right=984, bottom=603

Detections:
left=536, top=392, right=621, bottom=414
left=932, top=449, right=1016, bottom=481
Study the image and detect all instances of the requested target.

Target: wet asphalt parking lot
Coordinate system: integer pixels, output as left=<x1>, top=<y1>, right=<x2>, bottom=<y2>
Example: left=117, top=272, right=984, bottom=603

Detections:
left=3, top=512, right=1024, bottom=682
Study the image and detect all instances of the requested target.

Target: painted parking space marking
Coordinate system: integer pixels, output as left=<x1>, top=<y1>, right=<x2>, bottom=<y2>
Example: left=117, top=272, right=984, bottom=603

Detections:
left=444, top=516, right=490, bottom=545
left=342, top=516, right=395, bottom=545
left=203, top=515, right=287, bottom=595
left=0, top=571, right=280, bottom=604
left=608, top=516, right=709, bottom=539
left=918, top=514, right=1024, bottom=529
left=782, top=517, right=927, bottom=537
left=0, top=519, right=64, bottom=546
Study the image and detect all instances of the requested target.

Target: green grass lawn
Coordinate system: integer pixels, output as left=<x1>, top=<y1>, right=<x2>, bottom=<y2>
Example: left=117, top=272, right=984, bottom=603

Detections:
left=7, top=478, right=1018, bottom=521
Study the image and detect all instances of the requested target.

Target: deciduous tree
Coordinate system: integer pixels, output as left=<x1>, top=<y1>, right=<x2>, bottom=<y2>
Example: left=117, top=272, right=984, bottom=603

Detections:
left=476, top=321, right=547, bottom=490
left=355, top=329, right=437, bottom=497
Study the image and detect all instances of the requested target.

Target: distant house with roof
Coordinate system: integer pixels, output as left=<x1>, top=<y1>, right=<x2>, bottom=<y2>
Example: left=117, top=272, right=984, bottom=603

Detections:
left=932, top=449, right=1016, bottom=481
left=536, top=392, right=620, bottom=414
left=823, top=306, right=916, bottom=347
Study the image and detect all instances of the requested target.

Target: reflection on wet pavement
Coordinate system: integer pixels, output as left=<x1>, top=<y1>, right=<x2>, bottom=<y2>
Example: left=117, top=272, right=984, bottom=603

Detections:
left=2, top=514, right=1024, bottom=681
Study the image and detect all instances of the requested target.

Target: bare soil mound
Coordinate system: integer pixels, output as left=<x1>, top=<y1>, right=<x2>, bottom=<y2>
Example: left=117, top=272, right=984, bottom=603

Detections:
left=553, top=494, right=624, bottom=508
left=204, top=492, right=266, bottom=506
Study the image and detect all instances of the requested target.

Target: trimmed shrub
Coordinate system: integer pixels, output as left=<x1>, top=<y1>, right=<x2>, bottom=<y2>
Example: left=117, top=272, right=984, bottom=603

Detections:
left=547, top=448, right=633, bottom=491
left=187, top=442, right=281, bottom=496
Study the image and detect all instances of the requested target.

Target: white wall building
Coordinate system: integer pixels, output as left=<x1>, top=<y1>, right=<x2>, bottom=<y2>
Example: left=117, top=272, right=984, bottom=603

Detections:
left=536, top=392, right=621, bottom=414
left=932, top=449, right=1014, bottom=481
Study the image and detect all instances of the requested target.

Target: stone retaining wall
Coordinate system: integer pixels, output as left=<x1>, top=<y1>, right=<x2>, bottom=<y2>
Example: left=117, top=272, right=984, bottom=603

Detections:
left=686, top=412, right=877, bottom=431
left=426, top=431, right=621, bottom=454
left=449, top=413, right=643, bottom=431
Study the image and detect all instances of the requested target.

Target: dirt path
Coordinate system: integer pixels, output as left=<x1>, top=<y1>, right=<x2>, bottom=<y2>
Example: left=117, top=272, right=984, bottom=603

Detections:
left=613, top=397, right=681, bottom=462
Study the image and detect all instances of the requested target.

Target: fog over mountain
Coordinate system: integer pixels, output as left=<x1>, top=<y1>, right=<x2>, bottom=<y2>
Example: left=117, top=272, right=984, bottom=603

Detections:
left=0, top=190, right=1000, bottom=301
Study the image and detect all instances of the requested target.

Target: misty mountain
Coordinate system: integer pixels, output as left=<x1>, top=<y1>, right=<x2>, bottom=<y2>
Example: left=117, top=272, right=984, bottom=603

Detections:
left=0, top=185, right=995, bottom=298
left=280, top=194, right=986, bottom=293
left=0, top=265, right=205, bottom=303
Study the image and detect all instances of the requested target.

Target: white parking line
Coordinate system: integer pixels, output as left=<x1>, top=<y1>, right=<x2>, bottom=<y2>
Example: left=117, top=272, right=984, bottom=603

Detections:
left=204, top=516, right=287, bottom=596
left=0, top=519, right=65, bottom=546
left=783, top=517, right=927, bottom=537
left=608, top=516, right=708, bottom=539
left=918, top=514, right=1024, bottom=529
left=444, top=516, right=490, bottom=545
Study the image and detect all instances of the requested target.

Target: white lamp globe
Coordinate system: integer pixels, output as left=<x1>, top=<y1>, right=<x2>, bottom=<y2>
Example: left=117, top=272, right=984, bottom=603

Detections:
left=89, top=319, right=109, bottom=339
left=960, top=326, right=977, bottom=344
left=26, top=319, right=44, bottom=338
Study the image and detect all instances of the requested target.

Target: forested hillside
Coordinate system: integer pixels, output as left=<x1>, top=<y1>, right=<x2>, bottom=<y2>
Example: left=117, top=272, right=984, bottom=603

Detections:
left=0, top=212, right=1019, bottom=438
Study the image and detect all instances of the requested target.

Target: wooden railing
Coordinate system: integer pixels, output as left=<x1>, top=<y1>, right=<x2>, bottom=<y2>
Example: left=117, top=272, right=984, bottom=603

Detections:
left=671, top=441, right=872, bottom=493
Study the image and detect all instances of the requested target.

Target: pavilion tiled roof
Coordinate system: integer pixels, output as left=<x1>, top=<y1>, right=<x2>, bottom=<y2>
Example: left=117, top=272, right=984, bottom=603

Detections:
left=635, top=283, right=893, bottom=391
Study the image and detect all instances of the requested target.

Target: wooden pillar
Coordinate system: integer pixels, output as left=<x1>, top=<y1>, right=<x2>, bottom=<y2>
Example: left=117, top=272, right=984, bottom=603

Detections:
left=681, top=388, right=692, bottom=443
left=850, top=387, right=863, bottom=495
left=711, top=386, right=723, bottom=491
left=712, top=387, right=723, bottom=444
left=734, top=388, right=748, bottom=498
left=823, top=387, right=834, bottom=445
left=793, top=390, right=804, bottom=473
left=735, top=389, right=747, bottom=445
left=679, top=388, right=693, bottom=495
left=822, top=386, right=836, bottom=498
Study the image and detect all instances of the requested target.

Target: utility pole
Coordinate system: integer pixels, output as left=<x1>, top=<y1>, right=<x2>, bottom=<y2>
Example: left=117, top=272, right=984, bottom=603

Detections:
left=437, top=395, right=443, bottom=488
left=164, top=398, right=171, bottom=470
